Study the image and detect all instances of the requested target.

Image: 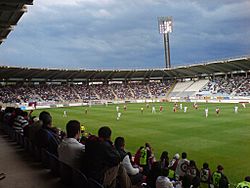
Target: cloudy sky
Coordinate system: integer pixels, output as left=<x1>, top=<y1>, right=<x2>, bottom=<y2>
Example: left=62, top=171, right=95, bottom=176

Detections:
left=0, top=0, right=249, bottom=69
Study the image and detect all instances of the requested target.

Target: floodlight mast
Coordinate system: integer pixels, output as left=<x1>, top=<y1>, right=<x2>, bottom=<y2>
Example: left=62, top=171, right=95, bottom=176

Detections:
left=158, top=17, right=173, bottom=69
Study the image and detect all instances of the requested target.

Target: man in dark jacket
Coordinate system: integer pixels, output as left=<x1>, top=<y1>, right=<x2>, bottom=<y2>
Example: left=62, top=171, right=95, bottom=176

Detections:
left=35, top=112, right=60, bottom=156
left=84, top=126, right=131, bottom=188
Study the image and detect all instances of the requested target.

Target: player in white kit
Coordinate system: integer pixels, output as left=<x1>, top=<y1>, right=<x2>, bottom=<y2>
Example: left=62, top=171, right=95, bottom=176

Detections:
left=117, top=112, right=121, bottom=120
left=205, top=108, right=208, bottom=118
left=184, top=106, right=187, bottom=113
left=152, top=106, right=156, bottom=114
left=234, top=105, right=238, bottom=113
left=63, top=110, right=67, bottom=117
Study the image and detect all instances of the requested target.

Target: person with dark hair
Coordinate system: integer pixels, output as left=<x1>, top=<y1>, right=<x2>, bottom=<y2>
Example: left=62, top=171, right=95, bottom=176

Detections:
left=58, top=120, right=85, bottom=169
left=134, top=146, right=144, bottom=166
left=212, top=165, right=229, bottom=188
left=175, top=152, right=190, bottom=180
left=184, top=160, right=201, bottom=188
left=140, top=142, right=154, bottom=176
left=156, top=168, right=174, bottom=188
left=29, top=111, right=48, bottom=143
left=98, top=126, right=112, bottom=138
left=36, top=112, right=61, bottom=156
left=236, top=176, right=250, bottom=188
left=13, top=108, right=29, bottom=133
left=146, top=161, right=162, bottom=188
left=160, top=151, right=169, bottom=169
left=84, top=126, right=132, bottom=188
left=200, top=162, right=212, bottom=186
left=115, top=136, right=144, bottom=185
left=186, top=160, right=200, bottom=180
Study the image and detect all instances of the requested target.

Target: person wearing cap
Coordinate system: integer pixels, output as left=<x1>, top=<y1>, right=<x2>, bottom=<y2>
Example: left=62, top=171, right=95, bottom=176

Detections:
left=236, top=176, right=250, bottom=188
left=212, top=165, right=229, bottom=188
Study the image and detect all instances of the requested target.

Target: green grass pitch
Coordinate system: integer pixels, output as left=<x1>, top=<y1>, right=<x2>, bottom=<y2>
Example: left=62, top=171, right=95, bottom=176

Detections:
left=32, top=102, right=250, bottom=184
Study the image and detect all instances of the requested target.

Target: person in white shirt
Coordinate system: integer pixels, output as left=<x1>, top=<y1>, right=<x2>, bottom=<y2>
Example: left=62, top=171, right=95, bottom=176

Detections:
left=175, top=152, right=190, bottom=180
left=180, top=103, right=183, bottom=110
left=152, top=106, right=156, bottom=114
left=63, top=110, right=67, bottom=117
left=114, top=137, right=144, bottom=185
left=116, top=106, right=120, bottom=112
left=156, top=169, right=174, bottom=188
left=205, top=108, right=209, bottom=118
left=117, top=112, right=121, bottom=120
left=58, top=120, right=85, bottom=169
left=184, top=106, right=188, bottom=113
left=234, top=105, right=238, bottom=113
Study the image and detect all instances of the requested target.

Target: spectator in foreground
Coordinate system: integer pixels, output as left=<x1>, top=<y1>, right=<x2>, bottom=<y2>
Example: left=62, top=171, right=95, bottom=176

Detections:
left=13, top=108, right=29, bottom=133
left=58, top=120, right=85, bottom=169
left=28, top=111, right=47, bottom=143
left=160, top=151, right=169, bottom=169
left=168, top=153, right=180, bottom=180
left=200, top=162, right=212, bottom=186
left=146, top=161, right=161, bottom=188
left=84, top=126, right=132, bottom=188
left=36, top=112, right=61, bottom=156
left=156, top=168, right=174, bottom=188
left=236, top=176, right=250, bottom=188
left=114, top=136, right=144, bottom=185
left=186, top=160, right=200, bottom=180
left=212, top=165, right=229, bottom=188
left=175, top=152, right=190, bottom=180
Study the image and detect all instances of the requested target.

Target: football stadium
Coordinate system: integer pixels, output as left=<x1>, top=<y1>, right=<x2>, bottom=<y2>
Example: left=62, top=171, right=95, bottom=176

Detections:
left=0, top=1, right=250, bottom=188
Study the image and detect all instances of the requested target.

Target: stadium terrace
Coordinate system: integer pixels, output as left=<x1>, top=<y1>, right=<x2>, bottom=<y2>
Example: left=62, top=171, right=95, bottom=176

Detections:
left=0, top=56, right=250, bottom=109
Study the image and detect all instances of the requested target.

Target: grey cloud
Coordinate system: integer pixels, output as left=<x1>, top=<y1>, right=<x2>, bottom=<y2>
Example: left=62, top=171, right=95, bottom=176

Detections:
left=0, top=0, right=249, bottom=69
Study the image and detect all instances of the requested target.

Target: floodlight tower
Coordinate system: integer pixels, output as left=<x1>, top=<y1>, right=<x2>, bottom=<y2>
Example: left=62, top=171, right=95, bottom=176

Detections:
left=158, top=16, right=173, bottom=68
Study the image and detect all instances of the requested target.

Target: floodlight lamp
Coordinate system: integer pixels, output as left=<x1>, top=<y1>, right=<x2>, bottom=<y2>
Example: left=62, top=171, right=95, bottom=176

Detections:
left=158, top=16, right=173, bottom=34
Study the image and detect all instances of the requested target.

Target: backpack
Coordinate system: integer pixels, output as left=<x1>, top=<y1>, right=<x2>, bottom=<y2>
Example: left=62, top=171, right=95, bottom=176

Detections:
left=201, top=168, right=210, bottom=183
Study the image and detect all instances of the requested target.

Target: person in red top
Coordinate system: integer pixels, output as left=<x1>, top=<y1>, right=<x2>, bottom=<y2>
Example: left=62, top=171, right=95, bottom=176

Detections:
left=216, top=107, right=220, bottom=116
left=160, top=106, right=163, bottom=112
left=134, top=146, right=144, bottom=166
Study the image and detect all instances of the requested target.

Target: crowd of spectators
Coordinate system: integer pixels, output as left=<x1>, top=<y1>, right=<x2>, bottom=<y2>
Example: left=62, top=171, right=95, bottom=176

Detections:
left=234, top=78, right=250, bottom=96
left=0, top=81, right=174, bottom=104
left=1, top=107, right=249, bottom=188
left=198, top=76, right=249, bottom=96
left=1, top=77, right=249, bottom=104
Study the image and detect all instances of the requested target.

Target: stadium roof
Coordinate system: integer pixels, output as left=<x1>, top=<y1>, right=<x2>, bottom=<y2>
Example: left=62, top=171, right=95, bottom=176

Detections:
left=0, top=0, right=33, bottom=45
left=0, top=56, right=249, bottom=81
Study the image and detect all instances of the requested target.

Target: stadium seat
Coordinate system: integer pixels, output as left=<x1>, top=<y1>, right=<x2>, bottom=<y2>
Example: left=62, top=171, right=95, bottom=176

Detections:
left=72, top=169, right=88, bottom=188
left=10, top=129, right=16, bottom=141
left=23, top=137, right=30, bottom=151
left=28, top=140, right=34, bottom=155
left=16, top=132, right=24, bottom=147
left=88, top=178, right=104, bottom=188
left=41, top=148, right=50, bottom=169
left=48, top=152, right=60, bottom=177
left=59, top=161, right=73, bottom=185
left=34, top=145, right=41, bottom=162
